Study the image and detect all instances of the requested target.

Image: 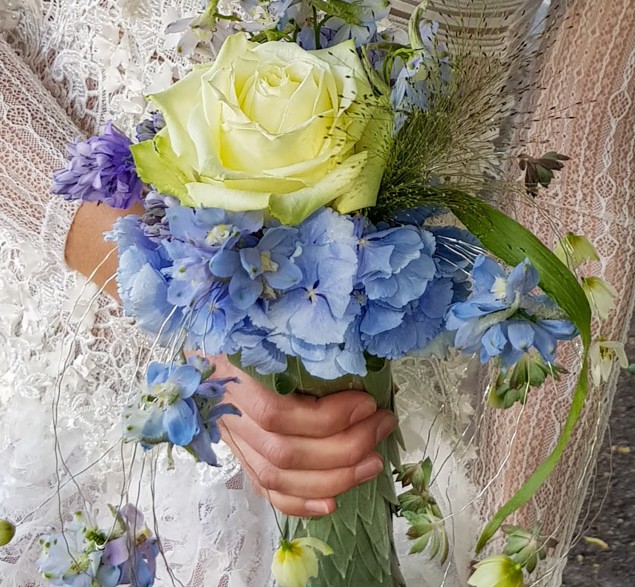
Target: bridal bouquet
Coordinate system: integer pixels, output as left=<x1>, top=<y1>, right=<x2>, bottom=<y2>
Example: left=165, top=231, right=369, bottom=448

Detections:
left=24, top=2, right=615, bottom=586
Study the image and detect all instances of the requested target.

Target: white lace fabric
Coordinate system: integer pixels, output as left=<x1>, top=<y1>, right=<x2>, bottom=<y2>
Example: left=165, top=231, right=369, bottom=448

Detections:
left=0, top=1, right=633, bottom=586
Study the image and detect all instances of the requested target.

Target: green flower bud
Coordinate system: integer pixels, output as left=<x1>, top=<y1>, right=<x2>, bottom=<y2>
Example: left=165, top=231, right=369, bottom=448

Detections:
left=468, top=555, right=525, bottom=587
left=0, top=519, right=16, bottom=547
left=554, top=232, right=599, bottom=270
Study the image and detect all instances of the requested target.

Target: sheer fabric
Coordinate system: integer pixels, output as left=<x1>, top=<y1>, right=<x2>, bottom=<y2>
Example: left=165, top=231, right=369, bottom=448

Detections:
left=0, top=1, right=632, bottom=586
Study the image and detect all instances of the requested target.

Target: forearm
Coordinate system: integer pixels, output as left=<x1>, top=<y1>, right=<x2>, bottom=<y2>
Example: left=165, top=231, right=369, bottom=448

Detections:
left=64, top=201, right=144, bottom=300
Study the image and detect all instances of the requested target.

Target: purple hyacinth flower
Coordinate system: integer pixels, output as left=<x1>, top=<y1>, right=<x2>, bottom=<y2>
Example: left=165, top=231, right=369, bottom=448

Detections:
left=53, top=122, right=144, bottom=209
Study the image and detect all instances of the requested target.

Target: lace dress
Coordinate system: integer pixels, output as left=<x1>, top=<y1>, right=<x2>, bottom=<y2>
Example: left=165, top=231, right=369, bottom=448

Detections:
left=0, top=1, right=632, bottom=586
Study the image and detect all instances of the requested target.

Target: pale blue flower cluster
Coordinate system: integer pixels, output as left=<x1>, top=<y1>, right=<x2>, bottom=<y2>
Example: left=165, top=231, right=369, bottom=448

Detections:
left=114, top=205, right=475, bottom=379
left=259, top=0, right=390, bottom=49
left=37, top=506, right=158, bottom=587
left=123, top=358, right=238, bottom=466
left=446, top=255, right=577, bottom=366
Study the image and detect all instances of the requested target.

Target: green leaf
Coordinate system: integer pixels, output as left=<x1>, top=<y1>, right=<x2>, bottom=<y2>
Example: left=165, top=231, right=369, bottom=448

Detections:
left=432, top=191, right=592, bottom=553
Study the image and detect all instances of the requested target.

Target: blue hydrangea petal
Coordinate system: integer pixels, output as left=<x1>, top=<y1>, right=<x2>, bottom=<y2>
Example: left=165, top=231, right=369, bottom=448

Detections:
left=266, top=258, right=303, bottom=290
left=360, top=301, right=405, bottom=335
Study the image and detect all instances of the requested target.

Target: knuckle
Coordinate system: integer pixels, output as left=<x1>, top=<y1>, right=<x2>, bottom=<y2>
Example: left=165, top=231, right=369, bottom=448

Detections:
left=256, top=463, right=281, bottom=491
left=251, top=395, right=281, bottom=432
left=262, top=436, right=294, bottom=469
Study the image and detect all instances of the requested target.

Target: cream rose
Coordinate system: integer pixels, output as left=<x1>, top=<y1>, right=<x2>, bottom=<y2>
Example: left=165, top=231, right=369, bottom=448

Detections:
left=131, top=33, right=391, bottom=224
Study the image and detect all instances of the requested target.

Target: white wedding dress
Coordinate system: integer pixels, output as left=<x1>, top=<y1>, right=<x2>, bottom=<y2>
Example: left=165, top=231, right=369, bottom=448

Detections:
left=0, top=1, right=633, bottom=586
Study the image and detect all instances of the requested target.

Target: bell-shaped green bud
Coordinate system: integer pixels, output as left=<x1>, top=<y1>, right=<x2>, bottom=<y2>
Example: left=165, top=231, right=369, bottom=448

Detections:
left=582, top=276, right=617, bottom=320
left=0, top=519, right=16, bottom=547
left=468, top=555, right=525, bottom=587
left=489, top=355, right=566, bottom=409
left=554, top=232, right=599, bottom=270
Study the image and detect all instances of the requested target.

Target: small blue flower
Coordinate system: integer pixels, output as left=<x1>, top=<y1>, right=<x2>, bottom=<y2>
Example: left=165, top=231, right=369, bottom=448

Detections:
left=98, top=505, right=159, bottom=587
left=163, top=206, right=263, bottom=308
left=210, top=225, right=302, bottom=310
left=135, top=112, right=165, bottom=142
left=124, top=359, right=238, bottom=465
left=447, top=256, right=578, bottom=366
left=52, top=122, right=143, bottom=209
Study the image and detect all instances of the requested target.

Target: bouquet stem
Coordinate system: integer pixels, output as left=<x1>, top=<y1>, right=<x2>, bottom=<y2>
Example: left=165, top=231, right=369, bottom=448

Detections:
left=235, top=356, right=405, bottom=586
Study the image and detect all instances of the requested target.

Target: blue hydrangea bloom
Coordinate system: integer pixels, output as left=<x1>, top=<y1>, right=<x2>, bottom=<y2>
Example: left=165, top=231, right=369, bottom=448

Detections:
left=267, top=209, right=358, bottom=348
left=210, top=225, right=302, bottom=309
left=229, top=319, right=287, bottom=375
left=357, top=226, right=437, bottom=338
left=447, top=255, right=577, bottom=365
left=52, top=122, right=143, bottom=209
left=364, top=277, right=454, bottom=359
left=109, top=216, right=184, bottom=343
left=186, top=282, right=247, bottom=356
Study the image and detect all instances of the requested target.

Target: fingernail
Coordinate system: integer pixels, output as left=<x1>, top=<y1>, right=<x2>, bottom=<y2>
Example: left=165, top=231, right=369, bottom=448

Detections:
left=349, top=398, right=377, bottom=425
left=354, top=455, right=383, bottom=483
left=375, top=414, right=397, bottom=443
left=305, top=499, right=331, bottom=515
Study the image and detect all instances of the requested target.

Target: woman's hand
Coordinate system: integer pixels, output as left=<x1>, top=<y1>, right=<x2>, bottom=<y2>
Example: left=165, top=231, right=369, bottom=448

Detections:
left=214, top=356, right=397, bottom=518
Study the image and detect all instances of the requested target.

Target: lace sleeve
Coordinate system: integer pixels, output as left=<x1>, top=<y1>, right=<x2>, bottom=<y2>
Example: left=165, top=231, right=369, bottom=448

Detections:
left=0, top=25, right=269, bottom=587
left=0, top=35, right=79, bottom=265
left=473, top=2, right=635, bottom=585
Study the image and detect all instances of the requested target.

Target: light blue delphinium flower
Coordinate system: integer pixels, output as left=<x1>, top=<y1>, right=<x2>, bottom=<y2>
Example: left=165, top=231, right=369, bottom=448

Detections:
left=37, top=512, right=103, bottom=587
left=109, top=216, right=184, bottom=343
left=446, top=255, right=577, bottom=366
left=322, top=0, right=390, bottom=47
left=124, top=358, right=238, bottom=466
left=163, top=206, right=263, bottom=307
left=132, top=362, right=202, bottom=447
left=210, top=225, right=302, bottom=309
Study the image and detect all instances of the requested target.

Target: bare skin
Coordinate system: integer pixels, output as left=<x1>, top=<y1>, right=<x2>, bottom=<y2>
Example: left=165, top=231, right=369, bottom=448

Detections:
left=65, top=202, right=395, bottom=517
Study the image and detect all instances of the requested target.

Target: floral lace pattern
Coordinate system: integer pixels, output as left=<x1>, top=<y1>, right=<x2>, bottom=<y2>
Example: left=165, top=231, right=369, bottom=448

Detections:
left=0, top=1, right=633, bottom=586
